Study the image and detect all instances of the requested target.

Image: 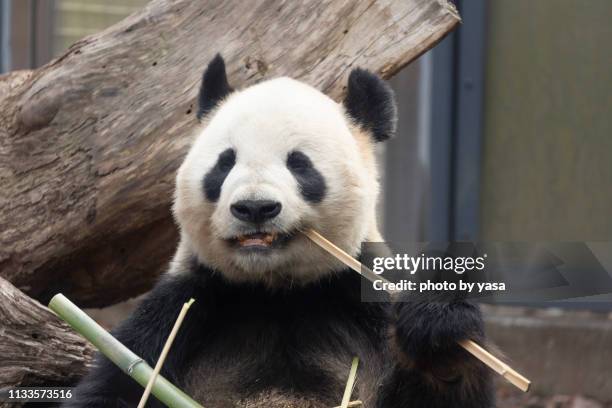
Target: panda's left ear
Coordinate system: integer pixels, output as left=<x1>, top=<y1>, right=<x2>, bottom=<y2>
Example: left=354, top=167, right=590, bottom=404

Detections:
left=197, top=54, right=234, bottom=120
left=343, top=68, right=397, bottom=142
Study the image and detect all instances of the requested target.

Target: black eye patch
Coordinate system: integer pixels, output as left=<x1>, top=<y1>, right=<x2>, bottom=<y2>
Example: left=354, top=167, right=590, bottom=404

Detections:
left=203, top=148, right=236, bottom=202
left=286, top=151, right=326, bottom=203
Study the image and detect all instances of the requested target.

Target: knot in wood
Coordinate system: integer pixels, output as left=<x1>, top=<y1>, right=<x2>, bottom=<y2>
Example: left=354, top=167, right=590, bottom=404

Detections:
left=18, top=87, right=62, bottom=131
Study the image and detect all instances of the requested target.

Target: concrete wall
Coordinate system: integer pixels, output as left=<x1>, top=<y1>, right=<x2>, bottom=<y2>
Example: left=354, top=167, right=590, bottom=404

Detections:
left=484, top=305, right=612, bottom=402
left=480, top=0, right=612, bottom=241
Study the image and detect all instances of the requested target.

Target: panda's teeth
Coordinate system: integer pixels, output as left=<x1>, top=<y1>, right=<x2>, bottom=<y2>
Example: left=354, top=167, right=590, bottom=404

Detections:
left=241, top=238, right=268, bottom=247
left=236, top=232, right=277, bottom=247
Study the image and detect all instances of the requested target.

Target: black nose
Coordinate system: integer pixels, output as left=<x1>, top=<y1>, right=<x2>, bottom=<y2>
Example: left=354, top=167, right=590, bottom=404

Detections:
left=230, top=200, right=282, bottom=223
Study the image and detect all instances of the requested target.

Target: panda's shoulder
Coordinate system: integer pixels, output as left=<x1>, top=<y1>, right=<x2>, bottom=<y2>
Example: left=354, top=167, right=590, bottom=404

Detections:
left=136, top=258, right=211, bottom=311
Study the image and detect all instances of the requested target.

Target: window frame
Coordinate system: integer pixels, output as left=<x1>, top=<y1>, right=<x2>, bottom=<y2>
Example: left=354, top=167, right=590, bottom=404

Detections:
left=428, top=0, right=487, bottom=242
left=0, top=0, right=55, bottom=72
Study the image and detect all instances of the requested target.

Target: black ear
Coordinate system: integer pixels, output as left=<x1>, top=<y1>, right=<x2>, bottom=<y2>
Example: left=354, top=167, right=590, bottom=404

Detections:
left=344, top=68, right=397, bottom=142
left=197, top=54, right=233, bottom=120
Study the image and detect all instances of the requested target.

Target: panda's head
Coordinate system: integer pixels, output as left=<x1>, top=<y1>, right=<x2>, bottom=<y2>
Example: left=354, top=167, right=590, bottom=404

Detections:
left=174, top=54, right=396, bottom=285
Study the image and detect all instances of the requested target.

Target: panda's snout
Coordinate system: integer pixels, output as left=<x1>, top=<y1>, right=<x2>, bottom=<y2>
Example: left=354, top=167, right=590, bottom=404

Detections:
left=230, top=199, right=282, bottom=223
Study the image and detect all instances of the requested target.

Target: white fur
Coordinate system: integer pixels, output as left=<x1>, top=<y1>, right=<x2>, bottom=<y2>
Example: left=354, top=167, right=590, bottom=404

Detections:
left=173, top=77, right=381, bottom=285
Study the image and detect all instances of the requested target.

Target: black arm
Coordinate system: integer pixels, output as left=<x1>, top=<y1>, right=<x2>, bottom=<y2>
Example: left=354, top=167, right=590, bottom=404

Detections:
left=378, top=297, right=494, bottom=408
left=378, top=246, right=495, bottom=408
left=63, top=270, right=209, bottom=408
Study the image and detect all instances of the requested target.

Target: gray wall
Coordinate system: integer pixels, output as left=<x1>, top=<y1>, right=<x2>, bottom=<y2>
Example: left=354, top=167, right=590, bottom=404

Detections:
left=480, top=0, right=612, bottom=241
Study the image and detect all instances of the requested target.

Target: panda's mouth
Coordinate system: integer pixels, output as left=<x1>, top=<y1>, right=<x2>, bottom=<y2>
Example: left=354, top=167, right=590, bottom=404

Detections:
left=229, top=231, right=293, bottom=250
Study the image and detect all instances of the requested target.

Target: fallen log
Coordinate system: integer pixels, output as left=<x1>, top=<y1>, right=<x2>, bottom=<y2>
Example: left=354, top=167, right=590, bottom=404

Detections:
left=0, top=277, right=94, bottom=391
left=0, top=0, right=460, bottom=307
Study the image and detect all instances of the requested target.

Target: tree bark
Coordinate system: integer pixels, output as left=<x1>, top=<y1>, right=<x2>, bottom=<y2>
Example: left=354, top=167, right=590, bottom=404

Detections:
left=0, top=0, right=460, bottom=307
left=0, top=277, right=94, bottom=390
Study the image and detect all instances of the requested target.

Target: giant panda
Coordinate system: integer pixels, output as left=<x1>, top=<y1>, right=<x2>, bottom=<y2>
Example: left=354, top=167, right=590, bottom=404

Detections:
left=66, top=55, right=493, bottom=408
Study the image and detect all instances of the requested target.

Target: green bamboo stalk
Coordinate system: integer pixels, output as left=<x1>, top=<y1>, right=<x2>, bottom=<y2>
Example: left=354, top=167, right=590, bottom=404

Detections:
left=48, top=294, right=204, bottom=408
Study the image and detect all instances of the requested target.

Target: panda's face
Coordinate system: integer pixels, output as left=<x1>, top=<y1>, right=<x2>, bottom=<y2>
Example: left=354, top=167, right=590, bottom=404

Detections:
left=173, top=56, right=396, bottom=285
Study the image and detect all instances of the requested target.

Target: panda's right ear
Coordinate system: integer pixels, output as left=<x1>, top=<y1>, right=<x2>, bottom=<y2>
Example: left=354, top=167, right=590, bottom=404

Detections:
left=343, top=68, right=397, bottom=143
left=197, top=54, right=233, bottom=120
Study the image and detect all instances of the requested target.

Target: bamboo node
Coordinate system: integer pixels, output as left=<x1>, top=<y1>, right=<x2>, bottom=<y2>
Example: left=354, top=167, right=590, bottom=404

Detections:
left=127, top=358, right=144, bottom=374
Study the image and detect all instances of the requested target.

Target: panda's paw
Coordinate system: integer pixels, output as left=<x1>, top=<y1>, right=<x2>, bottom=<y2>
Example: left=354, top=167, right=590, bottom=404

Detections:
left=393, top=297, right=484, bottom=365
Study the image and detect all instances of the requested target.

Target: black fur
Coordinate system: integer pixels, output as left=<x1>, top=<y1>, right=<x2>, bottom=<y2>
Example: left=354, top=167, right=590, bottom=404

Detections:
left=197, top=54, right=233, bottom=120
left=286, top=151, right=327, bottom=203
left=344, top=68, right=397, bottom=142
left=62, top=269, right=207, bottom=408
left=395, top=296, right=485, bottom=363
left=203, top=148, right=236, bottom=202
left=66, top=256, right=494, bottom=407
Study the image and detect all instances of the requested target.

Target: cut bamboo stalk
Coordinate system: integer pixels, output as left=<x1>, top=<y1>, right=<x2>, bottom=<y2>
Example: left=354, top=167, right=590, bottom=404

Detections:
left=301, top=229, right=392, bottom=287
left=48, top=294, right=204, bottom=408
left=340, top=357, right=359, bottom=408
left=302, top=229, right=531, bottom=393
left=138, top=298, right=196, bottom=408
left=459, top=339, right=530, bottom=392
left=334, top=401, right=363, bottom=408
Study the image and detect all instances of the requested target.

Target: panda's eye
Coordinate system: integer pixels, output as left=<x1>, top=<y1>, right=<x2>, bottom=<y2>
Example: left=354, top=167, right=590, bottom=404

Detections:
left=286, top=150, right=326, bottom=203
left=217, top=149, right=236, bottom=172
left=203, top=148, right=236, bottom=202
left=287, top=151, right=312, bottom=173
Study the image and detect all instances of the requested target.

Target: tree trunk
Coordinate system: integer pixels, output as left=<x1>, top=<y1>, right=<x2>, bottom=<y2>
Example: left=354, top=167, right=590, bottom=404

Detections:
left=0, top=0, right=460, bottom=307
left=0, top=277, right=94, bottom=390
